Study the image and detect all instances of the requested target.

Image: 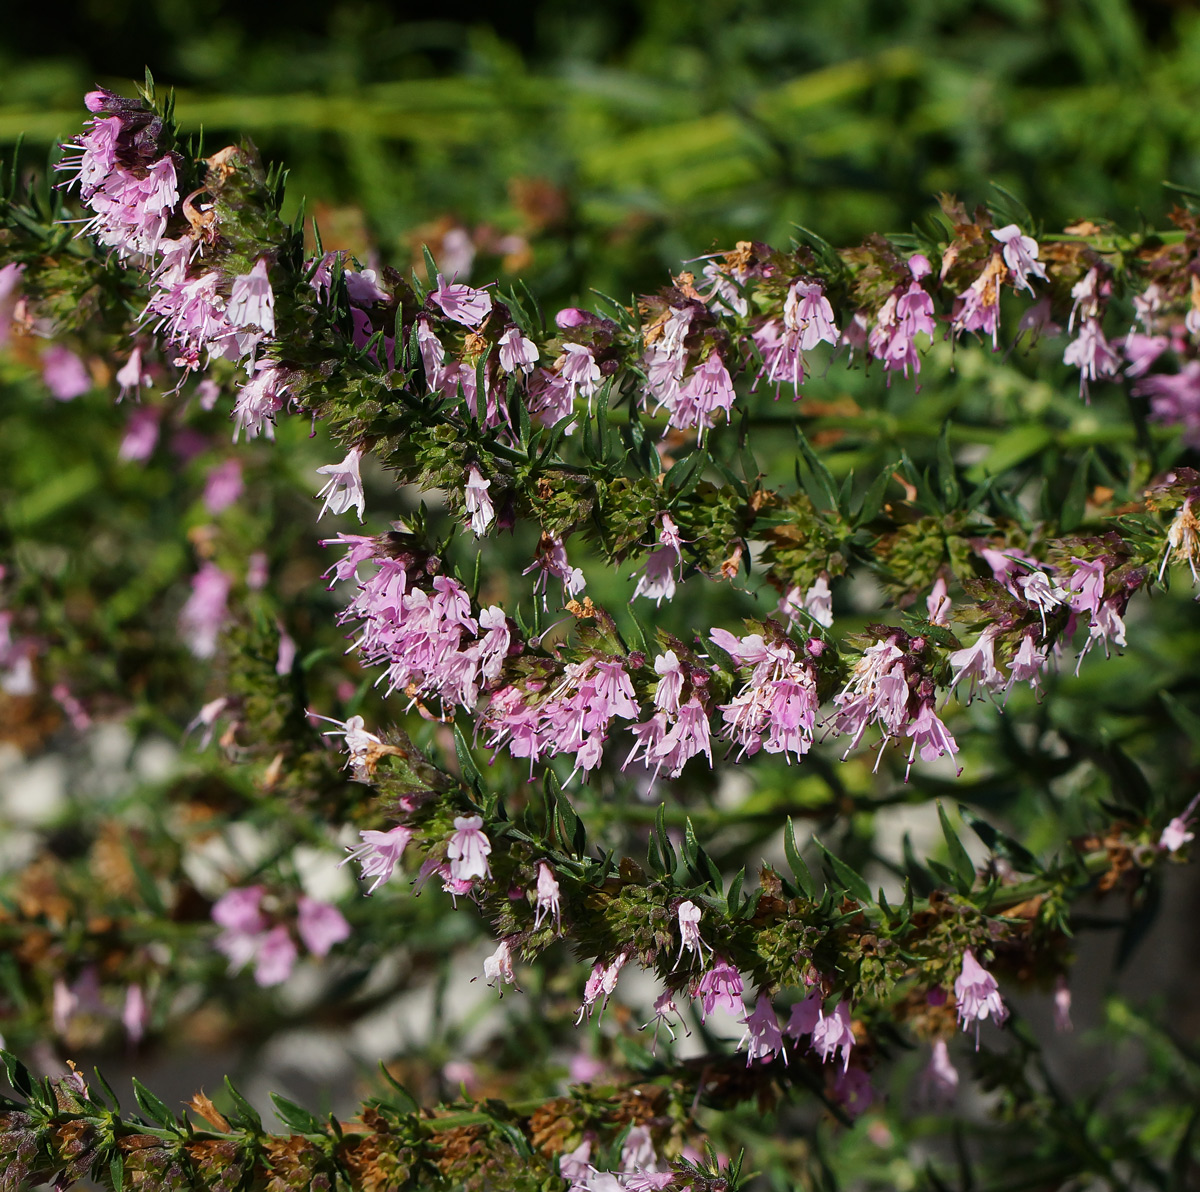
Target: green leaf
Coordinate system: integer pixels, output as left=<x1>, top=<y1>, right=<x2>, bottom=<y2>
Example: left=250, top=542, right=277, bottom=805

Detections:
left=795, top=430, right=839, bottom=510
left=935, top=423, right=960, bottom=510
left=453, top=726, right=483, bottom=790
left=378, top=1063, right=419, bottom=1114
left=1, top=1050, right=33, bottom=1099
left=654, top=803, right=678, bottom=876
left=1060, top=448, right=1094, bottom=533
left=813, top=839, right=873, bottom=905
left=664, top=449, right=707, bottom=499
left=937, top=801, right=976, bottom=893
left=959, top=806, right=1041, bottom=875
left=223, top=1077, right=263, bottom=1133
left=854, top=464, right=897, bottom=524
left=421, top=243, right=439, bottom=283
left=1161, top=691, right=1200, bottom=751
left=132, top=1078, right=178, bottom=1131
left=783, top=817, right=818, bottom=899
left=271, top=1092, right=323, bottom=1135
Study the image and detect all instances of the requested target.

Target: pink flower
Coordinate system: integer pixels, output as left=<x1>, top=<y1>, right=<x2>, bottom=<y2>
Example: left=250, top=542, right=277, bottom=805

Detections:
left=947, top=627, right=1006, bottom=702
left=534, top=862, right=562, bottom=930
left=203, top=458, right=244, bottom=515
left=342, top=825, right=414, bottom=892
left=577, top=954, right=627, bottom=1022
left=1064, top=318, right=1120, bottom=400
left=122, top=984, right=148, bottom=1045
left=296, top=896, right=350, bottom=957
left=739, top=995, right=787, bottom=1065
left=446, top=815, right=492, bottom=882
left=992, top=224, right=1047, bottom=294
left=499, top=325, right=539, bottom=373
left=431, top=273, right=492, bottom=327
left=117, top=404, right=161, bottom=462
left=904, top=701, right=960, bottom=779
left=115, top=346, right=152, bottom=399
left=666, top=352, right=736, bottom=435
left=810, top=1000, right=855, bottom=1071
left=51, top=683, right=91, bottom=732
left=784, top=991, right=822, bottom=1041
left=832, top=1066, right=874, bottom=1118
left=1160, top=796, right=1199, bottom=852
left=652, top=650, right=685, bottom=715
left=228, top=258, right=275, bottom=336
left=42, top=345, right=91, bottom=401
left=212, top=886, right=267, bottom=935
left=674, top=900, right=708, bottom=968
left=232, top=363, right=287, bottom=442
left=695, top=956, right=743, bottom=1020
left=951, top=274, right=1000, bottom=348
left=620, top=1124, right=658, bottom=1173
left=784, top=281, right=839, bottom=350
left=178, top=562, right=232, bottom=659
left=346, top=268, right=389, bottom=306
left=523, top=533, right=586, bottom=607
left=1123, top=332, right=1169, bottom=378
left=779, top=575, right=833, bottom=628
left=918, top=1038, right=959, bottom=1105
left=926, top=576, right=951, bottom=626
left=1065, top=558, right=1106, bottom=617
left=560, top=342, right=603, bottom=410
left=1135, top=362, right=1200, bottom=447
left=632, top=515, right=684, bottom=605
left=954, top=948, right=1007, bottom=1047
left=483, top=939, right=516, bottom=988
left=644, top=988, right=685, bottom=1048
left=867, top=255, right=936, bottom=380
left=316, top=447, right=366, bottom=522
left=254, top=924, right=299, bottom=987
left=464, top=466, right=494, bottom=536
left=1054, top=975, right=1073, bottom=1033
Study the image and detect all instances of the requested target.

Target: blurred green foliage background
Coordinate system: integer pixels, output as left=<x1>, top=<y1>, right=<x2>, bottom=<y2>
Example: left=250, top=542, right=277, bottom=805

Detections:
left=5, top=0, right=1200, bottom=305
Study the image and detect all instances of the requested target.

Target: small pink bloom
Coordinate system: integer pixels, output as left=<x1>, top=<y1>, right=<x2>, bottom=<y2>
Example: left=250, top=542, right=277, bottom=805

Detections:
left=1161, top=815, right=1196, bottom=852
left=784, top=991, right=823, bottom=1040
left=464, top=466, right=494, bottom=536
left=316, top=446, right=366, bottom=522
left=695, top=956, right=743, bottom=1020
left=674, top=900, right=708, bottom=967
left=254, top=924, right=299, bottom=987
left=212, top=886, right=267, bottom=935
left=431, top=273, right=492, bottom=327
left=179, top=562, right=232, bottom=659
left=832, top=1066, right=874, bottom=1118
left=117, top=404, right=161, bottom=462
left=228, top=258, right=275, bottom=336
left=42, top=345, right=92, bottom=401
left=918, top=1038, right=959, bottom=1105
left=992, top=224, right=1047, bottom=294
left=342, top=825, right=414, bottom=892
left=1054, top=975, right=1072, bottom=1033
left=954, top=948, right=1007, bottom=1047
left=203, top=458, right=244, bottom=515
left=534, top=862, right=562, bottom=930
left=122, top=984, right=148, bottom=1045
left=115, top=346, right=152, bottom=399
left=739, top=995, right=787, bottom=1065
left=446, top=815, right=492, bottom=882
left=296, top=896, right=351, bottom=957
left=810, top=1000, right=855, bottom=1071
left=499, top=325, right=538, bottom=373
left=483, top=939, right=516, bottom=988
